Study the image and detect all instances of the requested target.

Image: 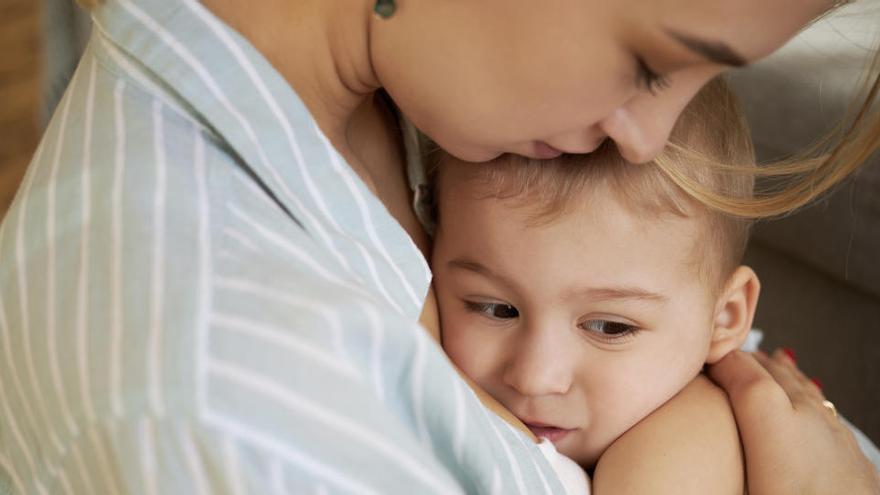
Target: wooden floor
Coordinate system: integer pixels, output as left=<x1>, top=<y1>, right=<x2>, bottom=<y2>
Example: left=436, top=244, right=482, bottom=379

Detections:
left=0, top=0, right=41, bottom=216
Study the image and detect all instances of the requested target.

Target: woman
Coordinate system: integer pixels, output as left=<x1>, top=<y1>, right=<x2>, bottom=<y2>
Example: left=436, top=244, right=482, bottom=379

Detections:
left=0, top=0, right=877, bottom=493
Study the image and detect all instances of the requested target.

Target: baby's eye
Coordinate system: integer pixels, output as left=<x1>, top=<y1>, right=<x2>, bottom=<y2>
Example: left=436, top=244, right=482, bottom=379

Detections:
left=464, top=301, right=519, bottom=320
left=580, top=319, right=639, bottom=338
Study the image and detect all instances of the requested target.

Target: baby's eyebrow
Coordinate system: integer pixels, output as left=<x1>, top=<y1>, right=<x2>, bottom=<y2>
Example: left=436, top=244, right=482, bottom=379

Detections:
left=565, top=286, right=669, bottom=304
left=448, top=258, right=668, bottom=304
left=449, top=259, right=502, bottom=279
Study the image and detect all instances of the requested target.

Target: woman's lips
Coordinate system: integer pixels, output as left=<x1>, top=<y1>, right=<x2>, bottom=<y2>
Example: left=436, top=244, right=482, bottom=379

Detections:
left=525, top=423, right=574, bottom=443
left=532, top=141, right=564, bottom=159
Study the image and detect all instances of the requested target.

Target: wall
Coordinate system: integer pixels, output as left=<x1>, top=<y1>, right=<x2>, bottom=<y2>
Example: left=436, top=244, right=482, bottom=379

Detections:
left=0, top=0, right=41, bottom=215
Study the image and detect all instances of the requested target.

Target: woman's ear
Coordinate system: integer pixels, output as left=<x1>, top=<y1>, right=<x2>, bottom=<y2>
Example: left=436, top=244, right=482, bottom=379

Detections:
left=706, top=266, right=761, bottom=364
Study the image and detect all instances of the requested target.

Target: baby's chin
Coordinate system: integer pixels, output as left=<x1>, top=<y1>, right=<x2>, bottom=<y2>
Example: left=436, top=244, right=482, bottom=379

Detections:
left=557, top=431, right=615, bottom=469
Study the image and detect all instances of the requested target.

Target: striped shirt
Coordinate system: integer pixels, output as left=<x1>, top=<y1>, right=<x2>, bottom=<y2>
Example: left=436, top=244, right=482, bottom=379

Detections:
left=0, top=0, right=562, bottom=493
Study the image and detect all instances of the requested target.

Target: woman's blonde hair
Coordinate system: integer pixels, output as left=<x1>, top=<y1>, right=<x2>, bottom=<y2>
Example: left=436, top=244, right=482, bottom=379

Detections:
left=662, top=44, right=880, bottom=219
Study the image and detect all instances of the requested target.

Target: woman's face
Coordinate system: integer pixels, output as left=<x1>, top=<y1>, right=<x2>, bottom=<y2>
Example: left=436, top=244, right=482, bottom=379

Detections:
left=371, top=0, right=829, bottom=163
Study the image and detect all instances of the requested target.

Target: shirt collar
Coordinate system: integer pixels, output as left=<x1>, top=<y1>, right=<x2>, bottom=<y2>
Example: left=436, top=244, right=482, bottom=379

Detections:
left=91, top=0, right=431, bottom=316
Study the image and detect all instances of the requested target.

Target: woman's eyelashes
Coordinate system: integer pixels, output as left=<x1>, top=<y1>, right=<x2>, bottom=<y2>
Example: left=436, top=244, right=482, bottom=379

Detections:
left=635, top=56, right=671, bottom=95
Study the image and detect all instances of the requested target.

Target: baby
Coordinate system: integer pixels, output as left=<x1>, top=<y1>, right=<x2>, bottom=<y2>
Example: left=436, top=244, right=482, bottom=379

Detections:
left=427, top=78, right=760, bottom=486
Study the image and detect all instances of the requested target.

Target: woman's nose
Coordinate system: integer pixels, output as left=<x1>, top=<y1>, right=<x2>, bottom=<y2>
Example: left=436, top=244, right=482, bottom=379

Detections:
left=502, top=334, right=573, bottom=397
left=599, top=86, right=698, bottom=164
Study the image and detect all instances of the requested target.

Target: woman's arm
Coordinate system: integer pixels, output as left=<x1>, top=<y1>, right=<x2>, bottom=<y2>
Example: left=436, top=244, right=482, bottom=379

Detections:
left=592, top=374, right=744, bottom=495
left=419, top=286, right=539, bottom=441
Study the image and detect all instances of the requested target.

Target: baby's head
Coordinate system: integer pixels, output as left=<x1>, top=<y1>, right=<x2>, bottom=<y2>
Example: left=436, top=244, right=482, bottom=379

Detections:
left=430, top=78, right=760, bottom=467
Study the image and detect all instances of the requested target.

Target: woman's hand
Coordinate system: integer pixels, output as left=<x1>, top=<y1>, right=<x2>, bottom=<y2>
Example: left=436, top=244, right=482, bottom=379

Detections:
left=709, top=349, right=880, bottom=495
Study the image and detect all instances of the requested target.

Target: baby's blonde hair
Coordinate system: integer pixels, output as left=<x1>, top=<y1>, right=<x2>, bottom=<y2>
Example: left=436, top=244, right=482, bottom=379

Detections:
left=432, top=77, right=755, bottom=289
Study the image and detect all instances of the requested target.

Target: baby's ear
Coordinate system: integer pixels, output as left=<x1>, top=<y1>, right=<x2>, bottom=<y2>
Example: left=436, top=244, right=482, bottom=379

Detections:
left=706, top=266, right=761, bottom=364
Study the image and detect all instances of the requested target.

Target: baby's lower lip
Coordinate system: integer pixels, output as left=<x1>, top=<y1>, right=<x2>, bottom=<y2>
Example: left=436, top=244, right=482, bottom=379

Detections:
left=526, top=424, right=573, bottom=443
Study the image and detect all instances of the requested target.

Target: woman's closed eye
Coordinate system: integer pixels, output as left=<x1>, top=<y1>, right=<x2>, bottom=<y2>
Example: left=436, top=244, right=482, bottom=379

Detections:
left=464, top=301, right=519, bottom=320
left=579, top=319, right=641, bottom=341
left=635, top=56, right=670, bottom=95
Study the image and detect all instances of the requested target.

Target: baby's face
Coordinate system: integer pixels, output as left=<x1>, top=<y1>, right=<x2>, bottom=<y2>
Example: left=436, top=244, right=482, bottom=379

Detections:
left=432, top=168, right=719, bottom=467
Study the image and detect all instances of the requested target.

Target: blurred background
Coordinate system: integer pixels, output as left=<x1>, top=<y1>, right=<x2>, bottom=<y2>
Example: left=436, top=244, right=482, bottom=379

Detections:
left=2, top=0, right=89, bottom=213
left=1, top=0, right=878, bottom=445
left=2, top=0, right=41, bottom=213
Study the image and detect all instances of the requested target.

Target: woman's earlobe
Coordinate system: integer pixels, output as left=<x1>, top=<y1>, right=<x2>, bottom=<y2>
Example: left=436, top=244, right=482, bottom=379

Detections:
left=374, top=0, right=397, bottom=19
left=706, top=266, right=761, bottom=364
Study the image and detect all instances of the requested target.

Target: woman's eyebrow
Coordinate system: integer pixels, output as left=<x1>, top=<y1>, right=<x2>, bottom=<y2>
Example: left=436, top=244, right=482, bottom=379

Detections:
left=665, top=29, right=748, bottom=67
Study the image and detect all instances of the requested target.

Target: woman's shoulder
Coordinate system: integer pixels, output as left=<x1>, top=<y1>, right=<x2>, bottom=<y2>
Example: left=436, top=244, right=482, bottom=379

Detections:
left=592, top=374, right=744, bottom=495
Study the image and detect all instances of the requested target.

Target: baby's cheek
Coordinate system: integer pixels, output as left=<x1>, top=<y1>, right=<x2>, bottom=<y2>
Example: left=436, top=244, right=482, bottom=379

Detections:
left=442, top=325, right=497, bottom=383
left=443, top=326, right=479, bottom=369
left=597, top=370, right=679, bottom=434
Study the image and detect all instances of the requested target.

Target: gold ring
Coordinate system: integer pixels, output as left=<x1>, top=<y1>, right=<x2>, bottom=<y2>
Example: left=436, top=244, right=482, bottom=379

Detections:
left=822, top=399, right=838, bottom=418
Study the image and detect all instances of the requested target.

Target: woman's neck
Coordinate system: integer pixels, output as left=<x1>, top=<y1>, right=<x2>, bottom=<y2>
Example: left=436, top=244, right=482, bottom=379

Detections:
left=201, top=0, right=430, bottom=256
left=201, top=0, right=389, bottom=188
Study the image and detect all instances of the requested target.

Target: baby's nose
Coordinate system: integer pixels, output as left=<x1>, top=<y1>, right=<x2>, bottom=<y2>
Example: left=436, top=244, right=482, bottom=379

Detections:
left=502, top=341, right=573, bottom=397
left=599, top=107, right=670, bottom=164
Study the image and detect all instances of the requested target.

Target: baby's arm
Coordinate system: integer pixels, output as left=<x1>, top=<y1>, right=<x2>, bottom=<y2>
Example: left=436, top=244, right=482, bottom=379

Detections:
left=591, top=374, right=744, bottom=495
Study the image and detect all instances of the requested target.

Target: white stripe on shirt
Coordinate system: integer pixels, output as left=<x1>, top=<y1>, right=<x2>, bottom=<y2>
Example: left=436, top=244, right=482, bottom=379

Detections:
left=0, top=148, right=46, bottom=477
left=180, top=424, right=211, bottom=495
left=210, top=312, right=359, bottom=379
left=193, top=126, right=213, bottom=415
left=70, top=441, right=97, bottom=495
left=77, top=59, right=99, bottom=424
left=149, top=99, right=168, bottom=417
left=87, top=427, right=121, bottom=495
left=316, top=128, right=424, bottom=309
left=222, top=436, right=247, bottom=495
left=204, top=409, right=381, bottom=495
left=359, top=301, right=387, bottom=402
left=0, top=454, right=26, bottom=494
left=208, top=358, right=458, bottom=494
left=115, top=0, right=360, bottom=286
left=214, top=276, right=350, bottom=361
left=24, top=76, right=69, bottom=455
left=110, top=78, right=127, bottom=418
left=139, top=417, right=160, bottom=495
left=47, top=66, right=84, bottom=436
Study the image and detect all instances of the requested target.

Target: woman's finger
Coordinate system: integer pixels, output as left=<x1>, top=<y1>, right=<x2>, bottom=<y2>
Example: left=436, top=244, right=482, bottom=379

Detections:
left=708, top=351, right=792, bottom=433
left=711, top=350, right=880, bottom=494
left=771, top=348, right=810, bottom=383
left=761, top=349, right=825, bottom=406
left=753, top=351, right=809, bottom=404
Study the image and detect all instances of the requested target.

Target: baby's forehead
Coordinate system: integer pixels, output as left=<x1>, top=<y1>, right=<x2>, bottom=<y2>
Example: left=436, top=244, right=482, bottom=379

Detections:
left=435, top=157, right=724, bottom=290
left=437, top=152, right=698, bottom=223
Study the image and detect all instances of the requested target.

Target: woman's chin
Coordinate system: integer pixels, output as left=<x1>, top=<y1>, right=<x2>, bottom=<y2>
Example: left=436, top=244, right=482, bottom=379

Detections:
left=438, top=143, right=504, bottom=164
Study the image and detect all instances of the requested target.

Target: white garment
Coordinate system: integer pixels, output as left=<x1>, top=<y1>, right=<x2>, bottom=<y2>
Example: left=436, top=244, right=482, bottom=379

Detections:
left=537, top=438, right=591, bottom=495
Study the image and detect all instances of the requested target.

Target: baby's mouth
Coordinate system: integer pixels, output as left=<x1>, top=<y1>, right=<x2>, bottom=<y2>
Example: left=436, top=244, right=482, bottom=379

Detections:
left=523, top=422, right=575, bottom=443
